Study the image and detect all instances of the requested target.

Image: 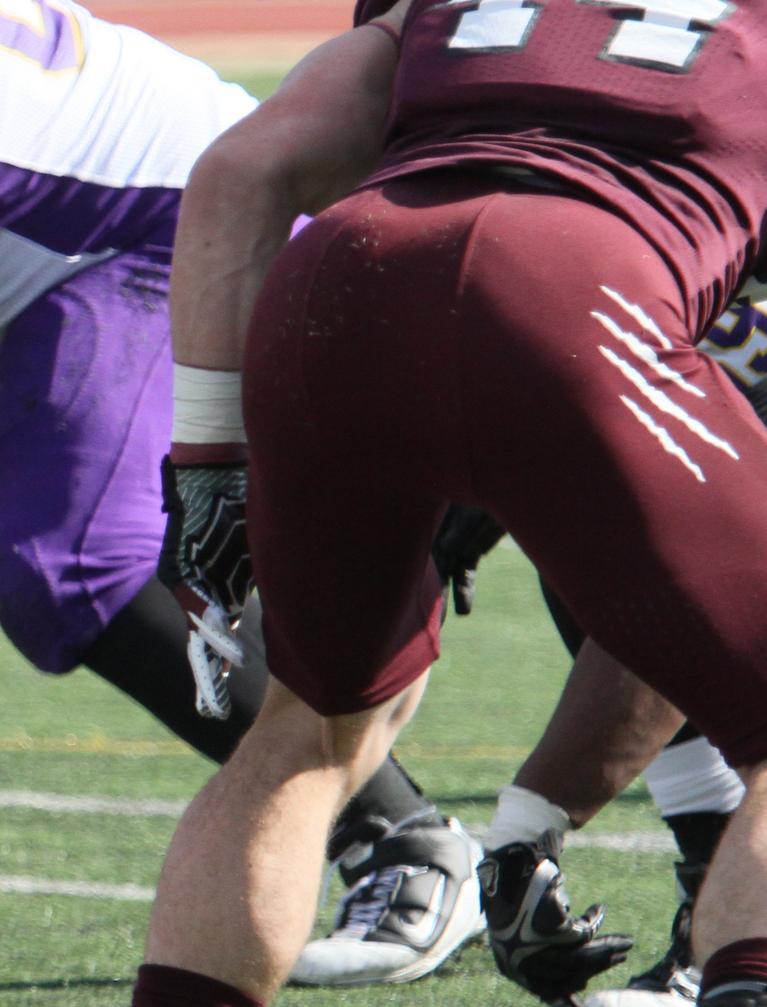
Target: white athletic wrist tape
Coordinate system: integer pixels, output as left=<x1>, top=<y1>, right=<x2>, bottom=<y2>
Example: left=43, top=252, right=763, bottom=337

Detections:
left=484, top=784, right=571, bottom=851
left=172, top=363, right=246, bottom=444
left=644, top=736, right=745, bottom=817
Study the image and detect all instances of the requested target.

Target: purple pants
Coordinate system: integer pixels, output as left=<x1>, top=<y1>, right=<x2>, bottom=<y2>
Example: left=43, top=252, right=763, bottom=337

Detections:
left=0, top=251, right=172, bottom=672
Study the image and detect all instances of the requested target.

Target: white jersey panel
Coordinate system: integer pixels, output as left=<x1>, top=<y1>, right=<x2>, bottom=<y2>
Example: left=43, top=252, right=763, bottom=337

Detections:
left=0, top=0, right=257, bottom=189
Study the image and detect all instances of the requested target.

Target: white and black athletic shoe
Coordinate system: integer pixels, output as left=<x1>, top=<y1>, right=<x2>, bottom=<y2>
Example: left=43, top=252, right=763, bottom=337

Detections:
left=585, top=862, right=704, bottom=1007
left=290, top=817, right=485, bottom=986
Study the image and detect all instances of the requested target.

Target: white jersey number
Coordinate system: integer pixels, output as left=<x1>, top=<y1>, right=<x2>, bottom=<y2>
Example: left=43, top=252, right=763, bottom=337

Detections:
left=447, top=0, right=733, bottom=71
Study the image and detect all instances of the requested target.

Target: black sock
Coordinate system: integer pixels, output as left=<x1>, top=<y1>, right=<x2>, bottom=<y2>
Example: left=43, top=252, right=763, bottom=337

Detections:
left=83, top=576, right=260, bottom=764
left=329, top=754, right=444, bottom=859
left=663, top=810, right=731, bottom=870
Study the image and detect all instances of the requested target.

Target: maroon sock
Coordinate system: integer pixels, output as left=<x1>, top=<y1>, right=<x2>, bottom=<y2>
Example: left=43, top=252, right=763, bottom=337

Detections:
left=132, top=964, right=265, bottom=1007
left=701, top=939, right=767, bottom=998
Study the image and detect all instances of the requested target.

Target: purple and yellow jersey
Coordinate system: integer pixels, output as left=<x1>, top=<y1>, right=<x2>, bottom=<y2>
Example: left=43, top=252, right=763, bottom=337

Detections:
left=0, top=0, right=257, bottom=326
left=701, top=301, right=767, bottom=390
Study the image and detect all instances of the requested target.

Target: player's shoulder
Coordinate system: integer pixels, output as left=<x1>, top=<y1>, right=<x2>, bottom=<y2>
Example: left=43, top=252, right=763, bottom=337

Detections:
left=0, top=0, right=256, bottom=192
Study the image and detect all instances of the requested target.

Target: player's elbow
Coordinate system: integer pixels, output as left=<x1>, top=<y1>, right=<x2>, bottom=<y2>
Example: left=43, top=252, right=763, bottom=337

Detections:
left=187, top=126, right=291, bottom=217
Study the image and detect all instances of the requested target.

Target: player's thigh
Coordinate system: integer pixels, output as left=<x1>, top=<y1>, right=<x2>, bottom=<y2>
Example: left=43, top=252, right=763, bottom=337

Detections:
left=246, top=453, right=445, bottom=717
left=243, top=188, right=505, bottom=717
left=0, top=252, right=172, bottom=671
left=457, top=191, right=767, bottom=765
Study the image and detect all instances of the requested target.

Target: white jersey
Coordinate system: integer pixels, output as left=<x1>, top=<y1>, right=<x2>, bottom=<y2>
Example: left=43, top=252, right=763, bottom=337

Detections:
left=0, top=0, right=257, bottom=324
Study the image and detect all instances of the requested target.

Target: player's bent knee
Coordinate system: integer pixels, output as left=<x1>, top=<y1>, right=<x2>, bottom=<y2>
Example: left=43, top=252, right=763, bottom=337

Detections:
left=316, top=669, right=431, bottom=790
left=245, top=667, right=430, bottom=801
left=382, top=667, right=431, bottom=735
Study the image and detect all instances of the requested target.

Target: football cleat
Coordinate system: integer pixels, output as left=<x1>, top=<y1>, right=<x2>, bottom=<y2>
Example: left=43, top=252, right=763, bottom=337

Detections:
left=479, top=829, right=632, bottom=1003
left=290, top=817, right=485, bottom=986
left=584, top=862, right=703, bottom=1007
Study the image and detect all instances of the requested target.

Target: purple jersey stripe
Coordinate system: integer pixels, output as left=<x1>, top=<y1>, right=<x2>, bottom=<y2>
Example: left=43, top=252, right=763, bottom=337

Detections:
left=0, top=161, right=179, bottom=255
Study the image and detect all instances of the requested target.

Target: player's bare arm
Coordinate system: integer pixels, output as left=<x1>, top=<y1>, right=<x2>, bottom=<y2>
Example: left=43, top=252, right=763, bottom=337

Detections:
left=170, top=0, right=410, bottom=372
left=159, top=0, right=410, bottom=713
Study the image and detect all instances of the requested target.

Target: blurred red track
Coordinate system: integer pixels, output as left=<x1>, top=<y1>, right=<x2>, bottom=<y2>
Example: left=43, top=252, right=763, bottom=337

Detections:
left=85, top=1, right=352, bottom=36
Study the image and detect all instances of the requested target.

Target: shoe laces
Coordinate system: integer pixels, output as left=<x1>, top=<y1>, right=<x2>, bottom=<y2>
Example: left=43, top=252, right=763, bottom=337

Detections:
left=319, top=805, right=441, bottom=908
left=335, top=865, right=426, bottom=938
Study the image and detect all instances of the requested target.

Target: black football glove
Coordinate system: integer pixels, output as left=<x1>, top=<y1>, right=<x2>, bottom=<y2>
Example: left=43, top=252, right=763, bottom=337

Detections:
left=478, top=830, right=633, bottom=1004
left=432, top=504, right=506, bottom=615
left=158, top=454, right=251, bottom=718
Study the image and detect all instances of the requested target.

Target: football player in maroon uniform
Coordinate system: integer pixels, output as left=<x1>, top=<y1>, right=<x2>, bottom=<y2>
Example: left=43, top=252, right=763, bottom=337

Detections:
left=135, top=0, right=767, bottom=1004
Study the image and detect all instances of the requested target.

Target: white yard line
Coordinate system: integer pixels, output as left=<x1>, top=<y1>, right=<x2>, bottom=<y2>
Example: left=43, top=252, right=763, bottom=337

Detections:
left=0, top=789, right=186, bottom=817
left=0, top=789, right=676, bottom=902
left=0, top=790, right=676, bottom=851
left=566, top=830, right=675, bottom=853
left=0, top=875, right=154, bottom=901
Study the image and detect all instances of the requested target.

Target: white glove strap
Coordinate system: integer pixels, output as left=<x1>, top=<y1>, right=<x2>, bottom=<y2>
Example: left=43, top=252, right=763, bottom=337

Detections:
left=484, top=784, right=571, bottom=851
left=172, top=363, right=246, bottom=444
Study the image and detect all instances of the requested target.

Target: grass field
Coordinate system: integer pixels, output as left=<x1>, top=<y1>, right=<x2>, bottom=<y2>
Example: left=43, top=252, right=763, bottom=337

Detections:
left=0, top=542, right=680, bottom=1007
left=0, top=67, right=681, bottom=1007
left=235, top=72, right=287, bottom=100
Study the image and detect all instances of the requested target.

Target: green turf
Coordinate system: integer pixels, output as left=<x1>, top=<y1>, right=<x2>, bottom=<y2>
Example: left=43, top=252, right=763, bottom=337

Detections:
left=226, top=71, right=289, bottom=101
left=0, top=543, right=677, bottom=1006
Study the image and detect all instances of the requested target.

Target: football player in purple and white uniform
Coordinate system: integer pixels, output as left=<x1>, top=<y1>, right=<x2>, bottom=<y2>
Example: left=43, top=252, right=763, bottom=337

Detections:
left=0, top=0, right=260, bottom=760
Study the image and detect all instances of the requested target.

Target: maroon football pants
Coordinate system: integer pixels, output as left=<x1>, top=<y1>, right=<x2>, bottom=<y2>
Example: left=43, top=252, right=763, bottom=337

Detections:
left=244, top=173, right=767, bottom=766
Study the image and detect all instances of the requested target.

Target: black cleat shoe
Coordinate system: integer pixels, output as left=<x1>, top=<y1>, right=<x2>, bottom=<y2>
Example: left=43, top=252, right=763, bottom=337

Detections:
left=585, top=861, right=705, bottom=1007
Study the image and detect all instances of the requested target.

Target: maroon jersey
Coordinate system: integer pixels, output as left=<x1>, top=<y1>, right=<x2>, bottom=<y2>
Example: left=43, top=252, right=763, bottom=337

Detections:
left=355, top=0, right=396, bottom=18
left=355, top=0, right=767, bottom=335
